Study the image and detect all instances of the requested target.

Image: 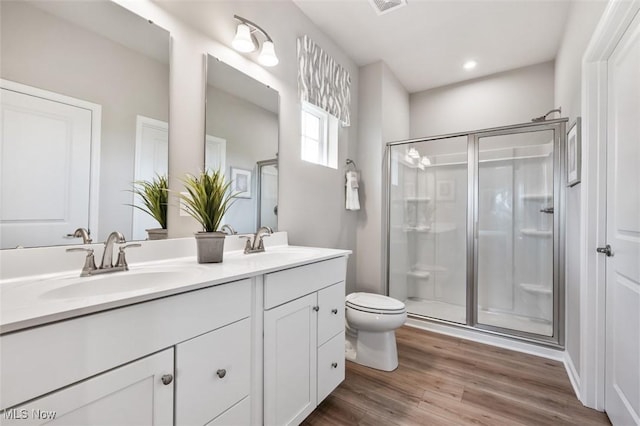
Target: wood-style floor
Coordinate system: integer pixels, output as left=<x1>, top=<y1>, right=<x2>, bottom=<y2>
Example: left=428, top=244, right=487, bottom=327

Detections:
left=303, top=326, right=610, bottom=426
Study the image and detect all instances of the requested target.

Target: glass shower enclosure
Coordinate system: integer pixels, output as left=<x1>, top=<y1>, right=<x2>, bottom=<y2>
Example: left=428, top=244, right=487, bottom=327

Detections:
left=387, top=119, right=566, bottom=346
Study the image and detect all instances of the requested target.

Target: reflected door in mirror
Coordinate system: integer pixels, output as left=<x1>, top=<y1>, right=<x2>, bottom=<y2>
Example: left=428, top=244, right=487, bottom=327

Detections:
left=0, top=86, right=96, bottom=249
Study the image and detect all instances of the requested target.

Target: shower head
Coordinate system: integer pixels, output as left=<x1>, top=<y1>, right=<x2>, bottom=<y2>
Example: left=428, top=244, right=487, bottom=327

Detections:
left=532, top=107, right=562, bottom=122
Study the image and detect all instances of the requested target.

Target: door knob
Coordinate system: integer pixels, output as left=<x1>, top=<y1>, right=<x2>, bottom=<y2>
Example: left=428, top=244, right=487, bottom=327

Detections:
left=331, top=362, right=338, bottom=368
left=161, top=374, right=173, bottom=385
left=596, top=244, right=613, bottom=257
left=312, top=306, right=320, bottom=312
left=539, top=207, right=554, bottom=214
left=331, top=308, right=338, bottom=314
left=216, top=369, right=227, bottom=378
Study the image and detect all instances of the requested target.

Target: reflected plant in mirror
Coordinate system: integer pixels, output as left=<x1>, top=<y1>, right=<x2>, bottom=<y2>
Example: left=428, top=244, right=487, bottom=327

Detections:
left=129, top=175, right=168, bottom=240
left=0, top=0, right=170, bottom=249
left=205, top=55, right=279, bottom=234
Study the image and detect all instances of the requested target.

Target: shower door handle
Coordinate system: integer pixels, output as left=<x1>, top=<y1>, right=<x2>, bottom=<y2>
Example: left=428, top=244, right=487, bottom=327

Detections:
left=540, top=207, right=554, bottom=214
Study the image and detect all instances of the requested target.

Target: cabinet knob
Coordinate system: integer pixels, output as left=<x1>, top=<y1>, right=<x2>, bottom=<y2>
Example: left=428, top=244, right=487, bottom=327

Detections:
left=161, top=374, right=173, bottom=385
left=331, top=308, right=338, bottom=314
left=313, top=306, right=320, bottom=312
left=216, top=369, right=227, bottom=379
left=331, top=362, right=338, bottom=369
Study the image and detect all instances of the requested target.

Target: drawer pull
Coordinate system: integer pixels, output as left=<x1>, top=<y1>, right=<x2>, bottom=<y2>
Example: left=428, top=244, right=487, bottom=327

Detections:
left=216, top=369, right=227, bottom=379
left=331, top=362, right=338, bottom=369
left=313, top=306, right=320, bottom=312
left=161, top=374, right=173, bottom=385
left=331, top=308, right=338, bottom=314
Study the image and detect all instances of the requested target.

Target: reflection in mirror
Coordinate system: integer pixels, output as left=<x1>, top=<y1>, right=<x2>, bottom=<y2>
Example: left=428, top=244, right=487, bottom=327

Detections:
left=257, top=159, right=278, bottom=230
left=205, top=55, right=279, bottom=234
left=0, top=0, right=169, bottom=249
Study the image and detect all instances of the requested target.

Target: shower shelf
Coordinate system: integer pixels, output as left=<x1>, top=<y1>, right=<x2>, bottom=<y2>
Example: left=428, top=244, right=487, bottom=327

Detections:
left=407, top=270, right=431, bottom=279
left=521, top=193, right=553, bottom=201
left=402, top=225, right=431, bottom=232
left=521, top=229, right=552, bottom=237
left=520, top=283, right=552, bottom=295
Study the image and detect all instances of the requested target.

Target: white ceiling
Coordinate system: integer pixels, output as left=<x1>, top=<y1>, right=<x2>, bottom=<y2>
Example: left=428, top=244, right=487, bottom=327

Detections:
left=292, top=0, right=575, bottom=93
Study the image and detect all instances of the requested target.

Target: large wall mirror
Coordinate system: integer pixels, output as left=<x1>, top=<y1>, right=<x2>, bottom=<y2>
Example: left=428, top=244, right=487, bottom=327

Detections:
left=0, top=0, right=170, bottom=249
left=205, top=55, right=279, bottom=234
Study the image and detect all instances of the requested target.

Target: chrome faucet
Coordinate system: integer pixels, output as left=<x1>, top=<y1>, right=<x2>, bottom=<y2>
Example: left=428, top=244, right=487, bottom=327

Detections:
left=221, top=224, right=237, bottom=235
left=241, top=226, right=273, bottom=254
left=67, top=231, right=140, bottom=277
left=100, top=231, right=126, bottom=269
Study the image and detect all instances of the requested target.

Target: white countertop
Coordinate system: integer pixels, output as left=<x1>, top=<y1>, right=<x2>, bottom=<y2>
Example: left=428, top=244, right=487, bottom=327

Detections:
left=0, top=245, right=350, bottom=334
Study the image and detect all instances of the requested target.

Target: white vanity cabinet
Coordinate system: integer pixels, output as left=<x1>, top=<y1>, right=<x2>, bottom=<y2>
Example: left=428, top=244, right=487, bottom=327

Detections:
left=263, top=258, right=347, bottom=426
left=1, top=349, right=174, bottom=426
left=1, top=245, right=351, bottom=426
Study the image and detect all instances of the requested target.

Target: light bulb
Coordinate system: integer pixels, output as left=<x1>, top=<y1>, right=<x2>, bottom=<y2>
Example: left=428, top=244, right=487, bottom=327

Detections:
left=258, top=40, right=279, bottom=67
left=232, top=23, right=256, bottom=53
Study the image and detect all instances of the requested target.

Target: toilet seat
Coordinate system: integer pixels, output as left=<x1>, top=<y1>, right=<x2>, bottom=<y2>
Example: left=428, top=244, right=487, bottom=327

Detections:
left=346, top=292, right=406, bottom=314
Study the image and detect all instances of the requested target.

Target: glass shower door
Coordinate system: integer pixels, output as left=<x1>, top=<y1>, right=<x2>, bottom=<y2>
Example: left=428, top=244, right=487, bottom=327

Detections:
left=388, top=136, right=468, bottom=324
left=475, top=129, right=556, bottom=336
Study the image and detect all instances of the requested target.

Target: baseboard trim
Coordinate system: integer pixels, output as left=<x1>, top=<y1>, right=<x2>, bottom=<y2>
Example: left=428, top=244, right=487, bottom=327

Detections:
left=405, top=318, right=564, bottom=362
left=564, top=351, right=582, bottom=401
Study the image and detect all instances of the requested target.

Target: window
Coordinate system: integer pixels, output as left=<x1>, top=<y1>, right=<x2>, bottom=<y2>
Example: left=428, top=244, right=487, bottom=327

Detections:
left=301, top=101, right=338, bottom=168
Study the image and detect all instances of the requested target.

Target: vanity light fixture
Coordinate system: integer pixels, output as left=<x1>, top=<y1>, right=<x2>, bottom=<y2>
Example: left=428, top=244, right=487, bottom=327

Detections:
left=232, top=15, right=279, bottom=67
left=463, top=60, right=477, bottom=70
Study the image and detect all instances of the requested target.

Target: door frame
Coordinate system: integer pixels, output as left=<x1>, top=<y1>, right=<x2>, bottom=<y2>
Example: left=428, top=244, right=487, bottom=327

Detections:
left=580, top=0, right=640, bottom=410
left=0, top=79, right=102, bottom=240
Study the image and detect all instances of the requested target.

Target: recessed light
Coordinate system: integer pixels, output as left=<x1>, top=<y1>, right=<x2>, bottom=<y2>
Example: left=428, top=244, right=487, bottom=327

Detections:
left=463, top=60, right=477, bottom=70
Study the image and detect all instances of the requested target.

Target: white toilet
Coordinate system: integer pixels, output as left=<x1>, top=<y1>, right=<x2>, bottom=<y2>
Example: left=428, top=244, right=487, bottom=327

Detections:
left=345, top=292, right=407, bottom=371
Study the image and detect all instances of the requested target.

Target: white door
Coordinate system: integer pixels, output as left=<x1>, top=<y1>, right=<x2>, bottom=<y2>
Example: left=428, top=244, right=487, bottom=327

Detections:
left=132, top=115, right=168, bottom=240
left=205, top=134, right=227, bottom=174
left=0, top=88, right=93, bottom=248
left=264, top=293, right=317, bottom=426
left=2, top=349, right=174, bottom=426
left=605, top=9, right=640, bottom=426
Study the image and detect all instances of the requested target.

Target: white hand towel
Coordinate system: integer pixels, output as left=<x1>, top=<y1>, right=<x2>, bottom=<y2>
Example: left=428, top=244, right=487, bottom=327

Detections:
left=346, top=170, right=360, bottom=211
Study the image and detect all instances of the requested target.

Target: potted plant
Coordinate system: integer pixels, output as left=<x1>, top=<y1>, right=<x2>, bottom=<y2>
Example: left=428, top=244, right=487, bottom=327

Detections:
left=130, top=175, right=168, bottom=240
left=178, top=170, right=236, bottom=263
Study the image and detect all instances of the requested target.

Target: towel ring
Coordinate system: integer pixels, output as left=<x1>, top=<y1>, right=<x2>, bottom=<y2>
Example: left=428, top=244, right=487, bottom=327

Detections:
left=346, top=159, right=357, bottom=170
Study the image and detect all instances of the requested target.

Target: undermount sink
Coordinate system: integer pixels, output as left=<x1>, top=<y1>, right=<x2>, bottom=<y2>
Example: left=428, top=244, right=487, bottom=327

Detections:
left=40, top=265, right=207, bottom=300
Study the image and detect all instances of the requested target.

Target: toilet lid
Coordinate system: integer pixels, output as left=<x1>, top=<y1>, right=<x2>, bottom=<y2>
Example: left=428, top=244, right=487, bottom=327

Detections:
left=346, top=292, right=405, bottom=312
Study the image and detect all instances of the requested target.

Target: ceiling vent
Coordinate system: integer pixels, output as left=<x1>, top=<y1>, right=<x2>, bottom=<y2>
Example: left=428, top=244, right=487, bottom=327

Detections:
left=368, top=0, right=407, bottom=16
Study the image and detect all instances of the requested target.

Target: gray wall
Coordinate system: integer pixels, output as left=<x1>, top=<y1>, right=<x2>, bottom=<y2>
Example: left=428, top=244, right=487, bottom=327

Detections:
left=356, top=62, right=410, bottom=294
left=1, top=1, right=169, bottom=241
left=410, top=61, right=555, bottom=138
left=117, top=0, right=359, bottom=290
left=205, top=85, right=278, bottom=234
left=554, top=0, right=607, bottom=380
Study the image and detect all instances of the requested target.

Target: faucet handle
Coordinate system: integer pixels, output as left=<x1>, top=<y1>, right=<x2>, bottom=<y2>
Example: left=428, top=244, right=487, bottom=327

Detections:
left=239, top=235, right=253, bottom=253
left=257, top=233, right=271, bottom=250
left=66, top=247, right=97, bottom=277
left=115, top=244, right=142, bottom=270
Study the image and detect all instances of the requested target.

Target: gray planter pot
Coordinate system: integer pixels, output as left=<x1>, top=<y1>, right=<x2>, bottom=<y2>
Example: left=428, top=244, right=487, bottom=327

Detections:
left=194, top=232, right=226, bottom=263
left=146, top=228, right=168, bottom=240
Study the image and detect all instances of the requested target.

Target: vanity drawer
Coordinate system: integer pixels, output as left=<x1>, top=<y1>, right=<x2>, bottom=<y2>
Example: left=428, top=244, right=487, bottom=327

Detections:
left=317, top=281, right=345, bottom=346
left=175, top=317, right=251, bottom=426
left=206, top=396, right=251, bottom=426
left=0, top=279, right=251, bottom=410
left=264, top=257, right=346, bottom=309
left=317, top=331, right=345, bottom=403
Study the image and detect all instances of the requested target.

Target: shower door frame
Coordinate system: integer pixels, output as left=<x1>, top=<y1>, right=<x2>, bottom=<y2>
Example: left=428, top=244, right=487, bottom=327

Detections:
left=385, top=118, right=567, bottom=348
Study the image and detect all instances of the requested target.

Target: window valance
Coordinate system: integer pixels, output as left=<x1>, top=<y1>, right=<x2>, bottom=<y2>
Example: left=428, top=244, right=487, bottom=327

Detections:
left=297, top=35, right=351, bottom=126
